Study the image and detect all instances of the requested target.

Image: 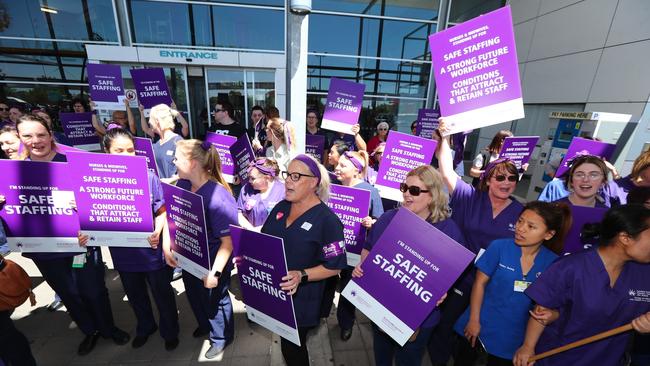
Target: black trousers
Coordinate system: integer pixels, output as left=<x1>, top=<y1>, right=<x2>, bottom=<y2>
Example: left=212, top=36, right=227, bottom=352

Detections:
left=0, top=310, right=37, bottom=366
left=280, top=326, right=312, bottom=366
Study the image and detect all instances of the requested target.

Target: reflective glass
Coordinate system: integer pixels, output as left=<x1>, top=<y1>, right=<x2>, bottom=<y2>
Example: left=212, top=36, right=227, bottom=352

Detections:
left=380, top=20, right=433, bottom=60
left=246, top=70, right=276, bottom=119
left=212, top=6, right=283, bottom=50
left=309, top=14, right=379, bottom=56
left=0, top=0, right=118, bottom=42
left=130, top=0, right=191, bottom=45
left=312, top=0, right=439, bottom=21
left=206, top=69, right=246, bottom=125
left=192, top=4, right=214, bottom=47
left=448, top=0, right=504, bottom=23
left=201, top=0, right=283, bottom=6
left=0, top=39, right=88, bottom=83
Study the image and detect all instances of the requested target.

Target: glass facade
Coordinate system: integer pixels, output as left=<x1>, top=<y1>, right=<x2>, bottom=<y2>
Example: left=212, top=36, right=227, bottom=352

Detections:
left=0, top=0, right=504, bottom=139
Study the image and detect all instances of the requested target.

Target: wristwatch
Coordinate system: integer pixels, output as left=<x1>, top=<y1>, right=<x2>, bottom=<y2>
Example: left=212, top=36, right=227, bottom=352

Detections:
left=300, top=269, right=308, bottom=284
left=213, top=270, right=222, bottom=278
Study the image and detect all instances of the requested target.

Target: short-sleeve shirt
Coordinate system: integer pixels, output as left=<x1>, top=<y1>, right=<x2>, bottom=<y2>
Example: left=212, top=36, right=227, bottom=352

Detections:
left=364, top=209, right=466, bottom=328
left=353, top=181, right=384, bottom=218
left=237, top=180, right=285, bottom=227
left=266, top=144, right=294, bottom=175
left=454, top=238, right=558, bottom=359
left=109, top=172, right=166, bottom=272
left=177, top=179, right=238, bottom=261
left=602, top=175, right=636, bottom=207
left=152, top=134, right=183, bottom=179
left=525, top=249, right=650, bottom=366
left=538, top=178, right=570, bottom=202
left=209, top=122, right=245, bottom=138
left=261, top=200, right=346, bottom=327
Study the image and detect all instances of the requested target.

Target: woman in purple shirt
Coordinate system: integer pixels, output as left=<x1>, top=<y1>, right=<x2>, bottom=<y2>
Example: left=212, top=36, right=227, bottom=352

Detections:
left=79, top=126, right=180, bottom=351
left=429, top=119, right=523, bottom=365
left=172, top=139, right=239, bottom=360
left=554, top=155, right=609, bottom=208
left=514, top=204, right=650, bottom=366
left=602, top=150, right=650, bottom=207
left=237, top=158, right=285, bottom=229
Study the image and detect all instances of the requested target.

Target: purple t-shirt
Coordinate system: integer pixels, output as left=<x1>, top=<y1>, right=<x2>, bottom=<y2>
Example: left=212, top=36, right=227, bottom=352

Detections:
left=109, top=172, right=166, bottom=272
left=525, top=249, right=650, bottom=366
left=555, top=196, right=608, bottom=209
left=364, top=208, right=467, bottom=328
left=237, top=180, right=285, bottom=227
left=22, top=152, right=78, bottom=262
left=177, top=179, right=238, bottom=260
left=602, top=175, right=636, bottom=208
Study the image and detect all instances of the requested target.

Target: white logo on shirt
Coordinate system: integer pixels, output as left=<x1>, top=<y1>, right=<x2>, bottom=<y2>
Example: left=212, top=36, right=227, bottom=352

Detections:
left=508, top=223, right=515, bottom=232
left=301, top=222, right=312, bottom=231
left=629, top=289, right=650, bottom=303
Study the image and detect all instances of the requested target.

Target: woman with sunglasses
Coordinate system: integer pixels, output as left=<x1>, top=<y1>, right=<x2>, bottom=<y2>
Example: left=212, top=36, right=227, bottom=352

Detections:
left=329, top=150, right=384, bottom=341
left=79, top=126, right=180, bottom=351
left=266, top=117, right=297, bottom=174
left=428, top=119, right=523, bottom=366
left=367, top=122, right=389, bottom=159
left=261, top=154, right=346, bottom=365
left=3, top=115, right=130, bottom=355
left=352, top=165, right=464, bottom=365
left=171, top=139, right=238, bottom=359
left=237, top=158, right=285, bottom=230
left=453, top=201, right=571, bottom=366
left=513, top=204, right=650, bottom=366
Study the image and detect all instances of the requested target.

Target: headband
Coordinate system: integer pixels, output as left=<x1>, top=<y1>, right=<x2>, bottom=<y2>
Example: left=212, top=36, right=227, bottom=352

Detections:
left=247, top=158, right=276, bottom=177
left=343, top=151, right=364, bottom=173
left=106, top=123, right=122, bottom=131
left=293, top=154, right=321, bottom=186
left=480, top=157, right=513, bottom=181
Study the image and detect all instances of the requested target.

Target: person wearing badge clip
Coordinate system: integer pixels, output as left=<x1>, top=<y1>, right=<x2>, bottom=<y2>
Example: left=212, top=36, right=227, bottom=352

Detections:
left=78, top=125, right=180, bottom=351
left=453, top=201, right=571, bottom=365
left=237, top=158, right=285, bottom=231
left=170, top=139, right=238, bottom=359
left=513, top=204, right=650, bottom=366
left=352, top=165, right=463, bottom=366
left=2, top=114, right=130, bottom=355
left=261, top=154, right=346, bottom=365
left=145, top=103, right=185, bottom=183
left=428, top=118, right=523, bottom=366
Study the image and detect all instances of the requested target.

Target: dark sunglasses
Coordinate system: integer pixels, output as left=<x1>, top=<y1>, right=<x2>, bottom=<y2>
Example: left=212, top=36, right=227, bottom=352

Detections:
left=493, top=174, right=518, bottom=182
left=399, top=183, right=429, bottom=196
left=214, top=108, right=225, bottom=113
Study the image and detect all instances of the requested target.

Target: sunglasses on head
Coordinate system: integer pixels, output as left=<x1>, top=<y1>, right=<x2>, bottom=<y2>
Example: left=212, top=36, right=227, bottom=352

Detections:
left=493, top=174, right=518, bottom=182
left=399, top=183, right=429, bottom=196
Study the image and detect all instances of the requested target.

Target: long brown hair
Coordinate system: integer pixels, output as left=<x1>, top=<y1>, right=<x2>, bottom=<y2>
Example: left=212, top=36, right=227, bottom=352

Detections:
left=487, top=130, right=513, bottom=154
left=176, top=139, right=232, bottom=195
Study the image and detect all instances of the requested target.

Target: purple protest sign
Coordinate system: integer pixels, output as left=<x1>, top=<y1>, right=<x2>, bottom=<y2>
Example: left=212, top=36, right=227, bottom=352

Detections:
left=59, top=112, right=100, bottom=151
left=129, top=68, right=172, bottom=115
left=375, top=131, right=437, bottom=201
left=87, top=63, right=125, bottom=110
left=306, top=134, right=326, bottom=163
left=563, top=205, right=607, bottom=255
left=55, top=143, right=86, bottom=155
left=66, top=151, right=154, bottom=247
left=0, top=160, right=83, bottom=253
left=342, top=208, right=474, bottom=345
left=555, top=137, right=616, bottom=177
left=230, top=134, right=255, bottom=182
left=230, top=225, right=301, bottom=346
left=428, top=6, right=523, bottom=135
left=162, top=183, right=210, bottom=279
left=499, top=136, right=539, bottom=169
left=326, top=184, right=371, bottom=266
left=321, top=78, right=365, bottom=135
left=415, top=109, right=440, bottom=139
left=205, top=132, right=237, bottom=183
left=133, top=137, right=159, bottom=176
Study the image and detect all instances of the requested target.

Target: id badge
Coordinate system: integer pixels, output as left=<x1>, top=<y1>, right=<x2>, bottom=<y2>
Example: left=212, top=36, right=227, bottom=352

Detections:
left=72, top=253, right=87, bottom=268
left=514, top=280, right=531, bottom=292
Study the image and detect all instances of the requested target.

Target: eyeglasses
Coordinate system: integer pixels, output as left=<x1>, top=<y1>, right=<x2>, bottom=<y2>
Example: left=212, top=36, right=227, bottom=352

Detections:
left=573, top=172, right=603, bottom=180
left=493, top=175, right=518, bottom=182
left=214, top=108, right=224, bottom=113
left=399, top=183, right=429, bottom=196
left=281, top=171, right=316, bottom=182
left=378, top=128, right=388, bottom=131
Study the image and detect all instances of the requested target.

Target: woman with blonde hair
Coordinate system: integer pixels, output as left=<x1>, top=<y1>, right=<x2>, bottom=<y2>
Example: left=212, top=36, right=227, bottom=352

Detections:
left=603, top=149, right=650, bottom=207
left=353, top=165, right=465, bottom=365
left=266, top=117, right=297, bottom=173
left=237, top=157, right=285, bottom=230
left=169, top=139, right=238, bottom=359
left=143, top=103, right=185, bottom=181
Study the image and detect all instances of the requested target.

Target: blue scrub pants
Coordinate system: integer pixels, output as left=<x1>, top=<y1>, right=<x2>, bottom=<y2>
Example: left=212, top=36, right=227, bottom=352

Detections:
left=119, top=266, right=179, bottom=340
left=182, top=270, right=233, bottom=347
left=0, top=310, right=36, bottom=366
left=372, top=324, right=433, bottom=366
left=336, top=267, right=356, bottom=330
left=33, top=248, right=115, bottom=336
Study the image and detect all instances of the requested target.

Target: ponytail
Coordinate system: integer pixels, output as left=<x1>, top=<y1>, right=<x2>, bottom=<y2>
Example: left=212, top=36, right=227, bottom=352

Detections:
left=581, top=204, right=650, bottom=247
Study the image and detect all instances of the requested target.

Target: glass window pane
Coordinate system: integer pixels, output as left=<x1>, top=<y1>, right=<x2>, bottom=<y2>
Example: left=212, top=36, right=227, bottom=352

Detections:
left=192, top=5, right=213, bottom=47
left=309, top=14, right=379, bottom=56
left=130, top=0, right=191, bottom=45
left=246, top=70, right=276, bottom=114
left=201, top=0, right=283, bottom=6
left=449, top=0, right=504, bottom=23
left=0, top=39, right=88, bottom=83
left=212, top=6, right=283, bottom=50
left=312, top=0, right=439, bottom=21
left=0, top=0, right=118, bottom=41
left=206, top=69, right=246, bottom=124
left=380, top=21, right=433, bottom=61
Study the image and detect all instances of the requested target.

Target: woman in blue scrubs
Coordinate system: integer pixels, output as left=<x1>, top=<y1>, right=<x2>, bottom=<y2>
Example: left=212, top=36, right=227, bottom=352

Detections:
left=148, top=103, right=185, bottom=182
left=171, top=139, right=239, bottom=359
left=514, top=204, right=650, bottom=366
left=429, top=119, right=524, bottom=365
left=79, top=126, right=180, bottom=350
left=454, top=201, right=571, bottom=365
left=353, top=165, right=465, bottom=366
left=261, top=154, right=347, bottom=366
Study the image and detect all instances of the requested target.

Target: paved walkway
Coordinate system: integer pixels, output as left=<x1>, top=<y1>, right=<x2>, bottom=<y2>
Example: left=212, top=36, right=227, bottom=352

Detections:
left=6, top=249, right=439, bottom=366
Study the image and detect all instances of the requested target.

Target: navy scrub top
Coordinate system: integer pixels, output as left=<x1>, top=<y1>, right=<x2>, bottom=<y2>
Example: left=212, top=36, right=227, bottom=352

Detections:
left=262, top=199, right=347, bottom=327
